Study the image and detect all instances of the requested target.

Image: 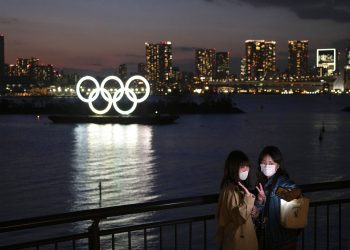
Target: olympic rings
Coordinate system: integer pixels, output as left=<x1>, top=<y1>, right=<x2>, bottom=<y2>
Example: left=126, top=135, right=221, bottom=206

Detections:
left=76, top=75, right=150, bottom=115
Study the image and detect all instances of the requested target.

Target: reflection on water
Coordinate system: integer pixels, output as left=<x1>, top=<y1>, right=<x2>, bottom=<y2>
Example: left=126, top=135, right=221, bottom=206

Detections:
left=70, top=124, right=159, bottom=248
left=72, top=124, right=158, bottom=211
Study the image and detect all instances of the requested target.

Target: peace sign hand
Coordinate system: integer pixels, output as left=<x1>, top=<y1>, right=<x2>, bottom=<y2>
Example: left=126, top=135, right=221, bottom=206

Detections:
left=256, top=183, right=266, bottom=204
left=238, top=182, right=251, bottom=196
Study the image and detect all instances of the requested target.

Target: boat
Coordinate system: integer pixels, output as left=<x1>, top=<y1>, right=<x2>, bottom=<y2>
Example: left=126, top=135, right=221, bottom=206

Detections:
left=48, top=114, right=179, bottom=125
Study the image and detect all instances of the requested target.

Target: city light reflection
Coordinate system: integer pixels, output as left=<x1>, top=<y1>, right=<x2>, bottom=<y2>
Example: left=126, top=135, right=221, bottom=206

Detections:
left=71, top=123, right=157, bottom=211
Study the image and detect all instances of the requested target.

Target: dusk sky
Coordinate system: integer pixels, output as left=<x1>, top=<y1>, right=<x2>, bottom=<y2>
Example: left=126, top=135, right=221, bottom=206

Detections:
left=1, top=0, right=350, bottom=75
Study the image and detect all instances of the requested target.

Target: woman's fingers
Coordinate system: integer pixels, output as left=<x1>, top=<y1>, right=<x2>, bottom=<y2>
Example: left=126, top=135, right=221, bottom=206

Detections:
left=255, top=183, right=266, bottom=204
left=251, top=206, right=259, bottom=218
left=256, top=183, right=265, bottom=194
left=238, top=182, right=249, bottom=194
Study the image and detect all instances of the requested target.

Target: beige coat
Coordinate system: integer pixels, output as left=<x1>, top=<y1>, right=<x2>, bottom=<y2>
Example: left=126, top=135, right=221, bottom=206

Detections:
left=216, top=184, right=258, bottom=250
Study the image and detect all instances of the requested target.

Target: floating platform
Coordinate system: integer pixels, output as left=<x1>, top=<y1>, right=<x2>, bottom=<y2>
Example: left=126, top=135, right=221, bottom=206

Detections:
left=48, top=114, right=179, bottom=125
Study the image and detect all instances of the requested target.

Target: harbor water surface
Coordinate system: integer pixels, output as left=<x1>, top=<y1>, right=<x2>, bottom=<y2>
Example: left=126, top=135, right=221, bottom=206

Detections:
left=1, top=94, right=350, bottom=248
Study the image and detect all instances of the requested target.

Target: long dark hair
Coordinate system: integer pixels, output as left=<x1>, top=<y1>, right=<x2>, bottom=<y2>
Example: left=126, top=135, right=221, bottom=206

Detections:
left=257, top=145, right=289, bottom=186
left=220, top=150, right=251, bottom=189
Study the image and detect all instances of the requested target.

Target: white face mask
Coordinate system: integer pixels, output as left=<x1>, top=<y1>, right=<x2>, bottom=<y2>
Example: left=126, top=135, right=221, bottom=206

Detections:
left=260, top=164, right=277, bottom=177
left=239, top=170, right=249, bottom=180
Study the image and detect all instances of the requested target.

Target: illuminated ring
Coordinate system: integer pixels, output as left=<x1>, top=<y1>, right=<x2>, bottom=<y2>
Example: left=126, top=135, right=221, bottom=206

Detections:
left=113, top=89, right=138, bottom=115
left=100, top=76, right=124, bottom=101
left=88, top=88, right=113, bottom=115
left=125, top=75, right=150, bottom=103
left=76, top=76, right=100, bottom=103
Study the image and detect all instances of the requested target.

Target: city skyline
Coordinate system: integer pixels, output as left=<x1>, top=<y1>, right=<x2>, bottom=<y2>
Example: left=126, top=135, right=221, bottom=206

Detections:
left=1, top=0, right=349, bottom=75
left=2, top=36, right=348, bottom=77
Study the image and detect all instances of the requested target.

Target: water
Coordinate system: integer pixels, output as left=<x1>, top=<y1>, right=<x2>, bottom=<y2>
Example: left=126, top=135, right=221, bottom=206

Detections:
left=0, top=94, right=350, bottom=248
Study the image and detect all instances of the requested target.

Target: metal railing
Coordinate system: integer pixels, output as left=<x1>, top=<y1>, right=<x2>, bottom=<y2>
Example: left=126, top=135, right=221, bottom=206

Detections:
left=1, top=180, right=350, bottom=250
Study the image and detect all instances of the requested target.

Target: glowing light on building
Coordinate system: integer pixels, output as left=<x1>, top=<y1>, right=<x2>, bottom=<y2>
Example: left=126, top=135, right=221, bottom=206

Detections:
left=145, top=41, right=173, bottom=93
left=288, top=40, right=308, bottom=77
left=215, top=52, right=230, bottom=80
left=317, top=48, right=337, bottom=76
left=244, top=40, right=276, bottom=80
left=195, top=48, right=215, bottom=83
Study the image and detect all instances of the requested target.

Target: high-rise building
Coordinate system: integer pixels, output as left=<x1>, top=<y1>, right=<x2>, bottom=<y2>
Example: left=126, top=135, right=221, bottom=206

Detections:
left=8, top=64, right=17, bottom=77
left=17, top=57, right=39, bottom=78
left=195, top=48, right=215, bottom=82
left=137, top=63, right=146, bottom=76
left=37, top=64, right=55, bottom=83
left=245, top=40, right=276, bottom=80
left=182, top=71, right=193, bottom=83
left=288, top=40, right=308, bottom=77
left=344, top=47, right=350, bottom=89
left=265, top=41, right=276, bottom=75
left=145, top=41, right=173, bottom=93
left=172, top=66, right=181, bottom=82
left=0, top=35, right=4, bottom=80
left=118, top=64, right=127, bottom=80
left=14, top=57, right=56, bottom=83
left=240, top=57, right=246, bottom=79
left=215, top=52, right=230, bottom=80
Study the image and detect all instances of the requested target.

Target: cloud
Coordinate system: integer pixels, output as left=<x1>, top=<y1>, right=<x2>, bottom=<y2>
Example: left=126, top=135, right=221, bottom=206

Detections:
left=292, top=5, right=350, bottom=23
left=0, top=17, right=19, bottom=25
left=203, top=0, right=350, bottom=23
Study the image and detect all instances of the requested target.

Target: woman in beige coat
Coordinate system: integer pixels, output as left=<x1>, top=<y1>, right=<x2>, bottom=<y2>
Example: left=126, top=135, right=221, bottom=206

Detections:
left=216, top=150, right=258, bottom=250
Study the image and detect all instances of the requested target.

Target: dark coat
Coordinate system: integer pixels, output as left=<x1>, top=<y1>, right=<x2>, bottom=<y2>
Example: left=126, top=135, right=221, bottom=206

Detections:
left=256, top=175, right=300, bottom=249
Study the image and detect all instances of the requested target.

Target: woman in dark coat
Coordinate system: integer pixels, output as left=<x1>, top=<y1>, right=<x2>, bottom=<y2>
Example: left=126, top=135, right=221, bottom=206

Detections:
left=255, top=146, right=300, bottom=250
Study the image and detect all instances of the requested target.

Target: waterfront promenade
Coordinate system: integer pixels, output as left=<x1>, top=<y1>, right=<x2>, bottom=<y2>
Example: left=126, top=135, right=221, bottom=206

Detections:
left=0, top=180, right=349, bottom=249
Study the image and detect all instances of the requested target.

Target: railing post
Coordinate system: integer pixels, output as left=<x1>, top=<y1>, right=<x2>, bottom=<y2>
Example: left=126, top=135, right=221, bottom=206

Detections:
left=88, top=219, right=100, bottom=250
